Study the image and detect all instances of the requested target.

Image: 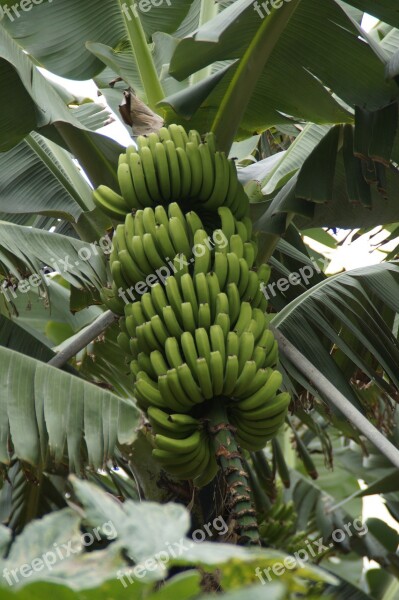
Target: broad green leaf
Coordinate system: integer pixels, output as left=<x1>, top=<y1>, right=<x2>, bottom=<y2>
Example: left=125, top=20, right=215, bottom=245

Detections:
left=344, top=0, right=399, bottom=28
left=268, top=127, right=329, bottom=193
left=239, top=152, right=285, bottom=190
left=165, top=0, right=397, bottom=135
left=0, top=507, right=126, bottom=590
left=0, top=0, right=195, bottom=80
left=90, top=33, right=186, bottom=101
left=0, top=347, right=140, bottom=470
left=88, top=42, right=143, bottom=93
left=288, top=469, right=395, bottom=573
left=0, top=460, right=69, bottom=532
left=146, top=571, right=201, bottom=600
left=160, top=63, right=234, bottom=121
left=325, top=579, right=378, bottom=600
left=296, top=126, right=340, bottom=203
left=230, top=135, right=261, bottom=161
left=257, top=130, right=399, bottom=231
left=79, top=322, right=133, bottom=399
left=0, top=133, right=93, bottom=223
left=2, top=278, right=102, bottom=349
left=334, top=470, right=399, bottom=502
left=261, top=124, right=331, bottom=197
left=0, top=25, right=122, bottom=188
left=197, top=584, right=286, bottom=600
left=302, top=228, right=338, bottom=249
left=0, top=314, right=55, bottom=362
left=71, top=478, right=335, bottom=589
left=0, top=222, right=108, bottom=293
left=365, top=518, right=399, bottom=553
left=272, top=262, right=399, bottom=410
left=71, top=103, right=113, bottom=132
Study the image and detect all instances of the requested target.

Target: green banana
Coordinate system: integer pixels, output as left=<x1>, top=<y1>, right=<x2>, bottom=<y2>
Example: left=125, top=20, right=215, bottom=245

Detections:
left=162, top=305, right=184, bottom=338
left=177, top=363, right=204, bottom=404
left=164, top=140, right=181, bottom=198
left=210, top=350, right=224, bottom=396
left=154, top=142, right=171, bottom=201
left=198, top=302, right=211, bottom=329
left=223, top=355, right=240, bottom=396
left=176, top=146, right=191, bottom=198
left=140, top=145, right=162, bottom=203
left=198, top=142, right=215, bottom=201
left=129, top=153, right=153, bottom=208
left=236, top=370, right=283, bottom=411
left=193, top=230, right=212, bottom=277
left=154, top=430, right=202, bottom=455
left=194, top=272, right=210, bottom=306
left=165, top=336, right=184, bottom=369
left=186, top=142, right=203, bottom=197
left=195, top=358, right=214, bottom=400
left=93, top=186, right=128, bottom=220
left=186, top=210, right=204, bottom=239
left=218, top=206, right=235, bottom=239
left=180, top=273, right=199, bottom=319
left=117, top=163, right=140, bottom=210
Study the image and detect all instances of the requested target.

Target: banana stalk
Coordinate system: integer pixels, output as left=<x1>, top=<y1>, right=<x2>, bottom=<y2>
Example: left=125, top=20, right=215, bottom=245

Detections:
left=208, top=402, right=260, bottom=545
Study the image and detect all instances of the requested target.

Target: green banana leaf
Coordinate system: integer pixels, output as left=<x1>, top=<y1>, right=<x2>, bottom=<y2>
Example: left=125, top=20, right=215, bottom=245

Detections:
left=0, top=347, right=140, bottom=471
left=345, top=0, right=399, bottom=28
left=255, top=126, right=399, bottom=232
left=0, top=475, right=331, bottom=596
left=0, top=25, right=123, bottom=188
left=79, top=322, right=134, bottom=399
left=0, top=460, right=68, bottom=532
left=163, top=0, right=396, bottom=138
left=0, top=222, right=108, bottom=301
left=272, top=261, right=399, bottom=413
left=0, top=0, right=196, bottom=80
left=68, top=477, right=334, bottom=590
left=287, top=464, right=399, bottom=575
left=239, top=124, right=331, bottom=203
left=1, top=278, right=102, bottom=350
left=0, top=313, right=56, bottom=361
left=0, top=132, right=94, bottom=222
left=90, top=32, right=187, bottom=102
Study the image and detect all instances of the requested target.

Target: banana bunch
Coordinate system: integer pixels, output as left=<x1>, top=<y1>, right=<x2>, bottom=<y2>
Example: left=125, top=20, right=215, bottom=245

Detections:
left=98, top=125, right=290, bottom=486
left=104, top=206, right=269, bottom=315
left=120, top=273, right=270, bottom=337
left=129, top=324, right=283, bottom=415
left=93, top=125, right=249, bottom=222
left=148, top=407, right=218, bottom=485
left=230, top=390, right=291, bottom=452
left=109, top=202, right=199, bottom=290
left=259, top=498, right=298, bottom=546
left=118, top=278, right=288, bottom=451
